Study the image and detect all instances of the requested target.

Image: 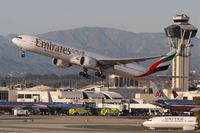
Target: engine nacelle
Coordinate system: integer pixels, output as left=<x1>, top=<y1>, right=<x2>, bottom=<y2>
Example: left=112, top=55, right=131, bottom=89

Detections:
left=70, top=56, right=99, bottom=68
left=52, top=58, right=72, bottom=68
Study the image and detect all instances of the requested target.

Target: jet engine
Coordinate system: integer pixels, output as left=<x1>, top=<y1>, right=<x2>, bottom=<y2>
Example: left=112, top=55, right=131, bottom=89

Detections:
left=52, top=58, right=72, bottom=68
left=80, top=56, right=99, bottom=68
left=70, top=56, right=99, bottom=68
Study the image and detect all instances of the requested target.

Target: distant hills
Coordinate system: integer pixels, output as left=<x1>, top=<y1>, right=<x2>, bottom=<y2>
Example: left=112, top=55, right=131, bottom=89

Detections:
left=0, top=27, right=199, bottom=76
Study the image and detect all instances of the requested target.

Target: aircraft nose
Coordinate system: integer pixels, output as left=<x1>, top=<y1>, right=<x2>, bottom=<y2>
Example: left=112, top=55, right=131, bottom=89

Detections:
left=12, top=38, right=17, bottom=44
left=142, top=121, right=146, bottom=126
left=142, top=121, right=148, bottom=127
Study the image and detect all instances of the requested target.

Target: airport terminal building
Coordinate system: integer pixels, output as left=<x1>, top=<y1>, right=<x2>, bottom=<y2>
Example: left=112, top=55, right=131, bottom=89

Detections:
left=0, top=84, right=162, bottom=111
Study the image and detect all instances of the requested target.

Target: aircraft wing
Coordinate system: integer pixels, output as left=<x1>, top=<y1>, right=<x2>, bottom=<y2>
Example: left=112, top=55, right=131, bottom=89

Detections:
left=190, top=108, right=200, bottom=112
left=99, top=55, right=164, bottom=65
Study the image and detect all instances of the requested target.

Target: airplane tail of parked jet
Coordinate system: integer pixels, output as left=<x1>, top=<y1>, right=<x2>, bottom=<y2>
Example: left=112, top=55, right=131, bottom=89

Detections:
left=172, top=90, right=178, bottom=98
left=150, top=81, right=168, bottom=100
left=172, top=90, right=183, bottom=99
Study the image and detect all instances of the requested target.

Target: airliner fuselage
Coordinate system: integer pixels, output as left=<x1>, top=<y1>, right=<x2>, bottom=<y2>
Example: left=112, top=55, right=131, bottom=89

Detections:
left=12, top=35, right=175, bottom=79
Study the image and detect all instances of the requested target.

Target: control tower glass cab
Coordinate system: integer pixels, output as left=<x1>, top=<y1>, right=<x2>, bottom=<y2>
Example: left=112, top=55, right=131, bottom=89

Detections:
left=164, top=14, right=198, bottom=91
left=173, top=14, right=189, bottom=24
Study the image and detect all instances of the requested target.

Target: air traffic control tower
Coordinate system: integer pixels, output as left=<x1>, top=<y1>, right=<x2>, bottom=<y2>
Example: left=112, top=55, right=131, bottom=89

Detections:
left=164, top=14, right=198, bottom=91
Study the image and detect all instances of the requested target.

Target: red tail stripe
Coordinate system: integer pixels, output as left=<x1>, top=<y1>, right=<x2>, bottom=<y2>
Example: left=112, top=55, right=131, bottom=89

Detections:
left=149, top=58, right=164, bottom=71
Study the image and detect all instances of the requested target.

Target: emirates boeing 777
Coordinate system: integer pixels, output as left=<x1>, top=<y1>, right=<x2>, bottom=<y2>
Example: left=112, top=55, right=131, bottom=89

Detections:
left=12, top=35, right=176, bottom=79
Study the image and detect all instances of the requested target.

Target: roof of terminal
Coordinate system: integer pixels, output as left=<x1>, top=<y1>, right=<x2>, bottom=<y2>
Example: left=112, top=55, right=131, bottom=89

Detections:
left=83, top=92, right=106, bottom=99
left=101, top=91, right=123, bottom=99
left=61, top=91, right=83, bottom=99
left=0, top=87, right=9, bottom=90
left=27, top=85, right=55, bottom=91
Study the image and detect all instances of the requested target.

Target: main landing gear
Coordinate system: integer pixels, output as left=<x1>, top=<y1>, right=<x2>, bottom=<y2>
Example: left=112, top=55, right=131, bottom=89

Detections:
left=95, top=71, right=106, bottom=79
left=79, top=68, right=90, bottom=79
left=79, top=68, right=106, bottom=79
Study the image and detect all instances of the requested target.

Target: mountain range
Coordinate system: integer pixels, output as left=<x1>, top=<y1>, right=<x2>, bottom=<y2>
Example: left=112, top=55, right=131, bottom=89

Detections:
left=0, top=27, right=199, bottom=76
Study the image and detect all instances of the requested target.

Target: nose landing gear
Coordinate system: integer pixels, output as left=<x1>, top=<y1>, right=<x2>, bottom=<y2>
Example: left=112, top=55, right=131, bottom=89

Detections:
left=21, top=51, right=25, bottom=58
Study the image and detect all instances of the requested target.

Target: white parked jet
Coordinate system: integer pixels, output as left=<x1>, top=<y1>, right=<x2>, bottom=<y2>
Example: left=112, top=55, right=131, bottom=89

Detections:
left=12, top=35, right=176, bottom=79
left=143, top=116, right=197, bottom=130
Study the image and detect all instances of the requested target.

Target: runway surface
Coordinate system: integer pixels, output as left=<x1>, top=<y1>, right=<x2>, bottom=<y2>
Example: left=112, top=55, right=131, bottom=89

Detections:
left=0, top=116, right=199, bottom=133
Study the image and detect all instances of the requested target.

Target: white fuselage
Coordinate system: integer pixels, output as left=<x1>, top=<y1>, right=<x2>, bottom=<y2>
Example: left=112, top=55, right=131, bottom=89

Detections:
left=143, top=116, right=197, bottom=130
left=12, top=35, right=147, bottom=78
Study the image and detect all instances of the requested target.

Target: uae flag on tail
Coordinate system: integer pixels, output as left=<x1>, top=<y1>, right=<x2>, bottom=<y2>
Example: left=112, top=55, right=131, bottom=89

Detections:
left=149, top=50, right=176, bottom=72
left=136, top=50, right=176, bottom=77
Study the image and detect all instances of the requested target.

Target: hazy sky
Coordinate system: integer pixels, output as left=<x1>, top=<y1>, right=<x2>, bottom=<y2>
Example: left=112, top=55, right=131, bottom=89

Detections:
left=0, top=0, right=199, bottom=37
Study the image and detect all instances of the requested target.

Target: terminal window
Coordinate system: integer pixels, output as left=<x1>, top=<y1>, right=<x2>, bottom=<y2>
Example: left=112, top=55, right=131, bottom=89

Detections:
left=171, top=37, right=178, bottom=48
left=0, top=91, right=8, bottom=101
left=18, top=94, right=24, bottom=99
left=25, top=94, right=32, bottom=99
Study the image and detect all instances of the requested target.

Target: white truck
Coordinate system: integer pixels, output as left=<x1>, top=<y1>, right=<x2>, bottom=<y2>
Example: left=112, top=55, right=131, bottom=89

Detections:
left=14, top=109, right=29, bottom=116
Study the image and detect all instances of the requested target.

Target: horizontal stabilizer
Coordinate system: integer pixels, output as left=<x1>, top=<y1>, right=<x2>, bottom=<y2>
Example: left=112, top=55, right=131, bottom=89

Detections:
left=157, top=75, right=187, bottom=78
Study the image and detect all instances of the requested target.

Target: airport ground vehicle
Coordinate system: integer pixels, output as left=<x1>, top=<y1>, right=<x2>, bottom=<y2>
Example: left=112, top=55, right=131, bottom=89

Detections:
left=130, top=109, right=149, bottom=116
left=68, top=108, right=91, bottom=116
left=100, top=109, right=121, bottom=116
left=14, top=109, right=29, bottom=116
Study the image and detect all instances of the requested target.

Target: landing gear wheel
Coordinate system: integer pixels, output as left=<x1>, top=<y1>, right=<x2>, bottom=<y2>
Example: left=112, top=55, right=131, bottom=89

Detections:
left=79, top=72, right=85, bottom=76
left=85, top=74, right=90, bottom=79
left=95, top=72, right=106, bottom=79
left=21, top=51, right=25, bottom=58
left=79, top=68, right=90, bottom=79
left=95, top=72, right=101, bottom=77
left=21, top=53, right=25, bottom=58
left=100, top=75, right=106, bottom=79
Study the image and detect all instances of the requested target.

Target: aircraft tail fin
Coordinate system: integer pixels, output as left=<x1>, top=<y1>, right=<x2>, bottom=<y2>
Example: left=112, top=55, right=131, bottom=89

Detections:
left=150, top=81, right=168, bottom=100
left=136, top=50, right=176, bottom=77
left=149, top=49, right=176, bottom=73
left=172, top=90, right=183, bottom=99
left=172, top=90, right=178, bottom=98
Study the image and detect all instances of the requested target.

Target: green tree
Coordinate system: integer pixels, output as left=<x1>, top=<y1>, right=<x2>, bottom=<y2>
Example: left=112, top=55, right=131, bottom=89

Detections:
left=195, top=97, right=200, bottom=126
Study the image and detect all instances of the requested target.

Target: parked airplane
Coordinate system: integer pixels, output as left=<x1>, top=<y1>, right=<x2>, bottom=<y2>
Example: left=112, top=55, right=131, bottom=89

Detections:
left=12, top=35, right=176, bottom=79
left=150, top=81, right=200, bottom=112
left=143, top=116, right=197, bottom=130
left=0, top=102, right=81, bottom=113
left=0, top=102, right=48, bottom=113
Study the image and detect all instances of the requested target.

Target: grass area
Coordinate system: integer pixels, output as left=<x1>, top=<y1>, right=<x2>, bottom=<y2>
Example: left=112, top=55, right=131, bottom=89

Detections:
left=66, top=125, right=110, bottom=130
left=0, top=117, right=49, bottom=120
left=66, top=125, right=144, bottom=131
left=0, top=129, right=21, bottom=132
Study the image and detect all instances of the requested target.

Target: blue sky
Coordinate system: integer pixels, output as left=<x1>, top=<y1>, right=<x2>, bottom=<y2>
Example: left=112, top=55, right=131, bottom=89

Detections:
left=0, top=0, right=199, bottom=36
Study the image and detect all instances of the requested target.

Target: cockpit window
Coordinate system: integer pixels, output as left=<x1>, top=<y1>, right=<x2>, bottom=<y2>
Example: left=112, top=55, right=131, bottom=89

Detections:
left=16, top=36, right=22, bottom=39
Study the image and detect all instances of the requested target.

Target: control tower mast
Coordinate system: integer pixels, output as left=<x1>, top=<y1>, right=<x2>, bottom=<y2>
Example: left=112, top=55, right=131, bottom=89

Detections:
left=164, top=14, right=198, bottom=91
